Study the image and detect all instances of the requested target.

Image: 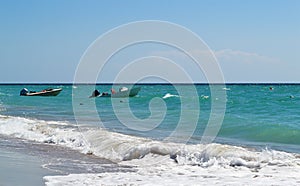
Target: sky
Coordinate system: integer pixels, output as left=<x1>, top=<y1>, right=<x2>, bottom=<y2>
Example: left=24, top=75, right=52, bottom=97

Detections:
left=0, top=0, right=299, bottom=83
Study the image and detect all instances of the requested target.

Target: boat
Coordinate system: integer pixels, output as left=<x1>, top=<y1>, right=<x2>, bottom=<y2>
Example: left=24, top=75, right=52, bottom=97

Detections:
left=90, top=87, right=141, bottom=98
left=20, top=88, right=62, bottom=96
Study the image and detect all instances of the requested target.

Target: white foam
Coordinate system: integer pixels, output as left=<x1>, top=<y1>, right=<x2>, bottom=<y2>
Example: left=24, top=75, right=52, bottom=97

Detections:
left=0, top=115, right=88, bottom=151
left=1, top=115, right=299, bottom=167
left=200, top=95, right=209, bottom=99
left=43, top=138, right=300, bottom=185
left=1, top=115, right=300, bottom=185
left=44, top=152, right=300, bottom=186
left=162, top=93, right=180, bottom=99
left=223, top=87, right=231, bottom=91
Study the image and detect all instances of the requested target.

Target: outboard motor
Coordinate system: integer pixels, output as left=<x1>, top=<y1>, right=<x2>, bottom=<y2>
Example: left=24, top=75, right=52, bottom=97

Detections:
left=93, top=89, right=100, bottom=97
left=20, top=88, right=29, bottom=96
left=89, top=89, right=100, bottom=98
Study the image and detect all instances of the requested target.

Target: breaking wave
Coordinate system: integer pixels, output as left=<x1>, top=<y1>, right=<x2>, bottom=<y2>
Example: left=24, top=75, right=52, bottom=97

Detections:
left=162, top=93, right=180, bottom=99
left=0, top=115, right=299, bottom=169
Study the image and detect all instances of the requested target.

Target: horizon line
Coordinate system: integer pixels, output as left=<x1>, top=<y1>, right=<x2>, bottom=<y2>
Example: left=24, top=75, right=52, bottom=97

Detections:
left=1, top=82, right=300, bottom=85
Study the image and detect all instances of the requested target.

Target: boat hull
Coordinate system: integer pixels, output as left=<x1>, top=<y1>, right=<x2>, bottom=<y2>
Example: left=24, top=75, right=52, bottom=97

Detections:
left=100, top=87, right=141, bottom=98
left=22, top=88, right=62, bottom=96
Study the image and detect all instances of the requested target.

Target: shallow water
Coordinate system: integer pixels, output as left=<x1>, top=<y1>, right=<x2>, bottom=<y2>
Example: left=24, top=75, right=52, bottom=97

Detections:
left=0, top=136, right=53, bottom=186
left=0, top=135, right=134, bottom=186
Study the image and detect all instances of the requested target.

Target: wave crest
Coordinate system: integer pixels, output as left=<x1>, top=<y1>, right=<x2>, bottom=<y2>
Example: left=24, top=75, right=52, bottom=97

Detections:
left=162, top=93, right=180, bottom=99
left=0, top=115, right=299, bottom=169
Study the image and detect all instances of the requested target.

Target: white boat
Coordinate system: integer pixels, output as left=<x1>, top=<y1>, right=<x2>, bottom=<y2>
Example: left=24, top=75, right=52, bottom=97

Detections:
left=20, top=88, right=62, bottom=96
left=90, top=87, right=141, bottom=98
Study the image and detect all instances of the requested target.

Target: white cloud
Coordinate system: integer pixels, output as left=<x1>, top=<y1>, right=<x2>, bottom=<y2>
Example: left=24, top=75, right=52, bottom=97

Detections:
left=214, top=49, right=287, bottom=82
left=214, top=49, right=281, bottom=64
left=150, top=48, right=287, bottom=82
left=151, top=48, right=281, bottom=65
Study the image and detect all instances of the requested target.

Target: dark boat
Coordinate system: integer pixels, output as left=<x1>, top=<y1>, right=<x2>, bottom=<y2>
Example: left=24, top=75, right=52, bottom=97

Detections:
left=20, top=88, right=62, bottom=96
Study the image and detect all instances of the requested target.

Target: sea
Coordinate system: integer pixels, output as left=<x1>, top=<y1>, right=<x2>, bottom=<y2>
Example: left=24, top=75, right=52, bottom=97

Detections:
left=0, top=84, right=300, bottom=186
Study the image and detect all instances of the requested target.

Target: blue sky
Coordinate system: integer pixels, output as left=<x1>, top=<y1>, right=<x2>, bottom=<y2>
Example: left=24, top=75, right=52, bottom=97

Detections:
left=0, top=0, right=299, bottom=83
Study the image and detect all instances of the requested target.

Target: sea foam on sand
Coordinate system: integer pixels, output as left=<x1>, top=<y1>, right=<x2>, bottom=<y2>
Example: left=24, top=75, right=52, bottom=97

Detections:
left=44, top=143, right=300, bottom=186
left=44, top=152, right=300, bottom=186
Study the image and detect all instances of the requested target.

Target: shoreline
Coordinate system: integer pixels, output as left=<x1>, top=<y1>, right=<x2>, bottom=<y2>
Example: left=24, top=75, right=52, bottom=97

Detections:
left=0, top=135, right=136, bottom=186
left=1, top=125, right=300, bottom=185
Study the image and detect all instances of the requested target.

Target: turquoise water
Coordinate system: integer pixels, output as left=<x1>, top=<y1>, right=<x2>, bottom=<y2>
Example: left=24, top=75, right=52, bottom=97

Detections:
left=0, top=84, right=300, bottom=153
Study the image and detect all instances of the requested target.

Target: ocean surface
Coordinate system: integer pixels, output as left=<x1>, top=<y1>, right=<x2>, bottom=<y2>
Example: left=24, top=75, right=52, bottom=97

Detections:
left=0, top=84, right=300, bottom=185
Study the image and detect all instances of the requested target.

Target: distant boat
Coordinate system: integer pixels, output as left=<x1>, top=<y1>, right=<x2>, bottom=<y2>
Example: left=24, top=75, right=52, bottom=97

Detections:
left=90, top=87, right=141, bottom=98
left=20, top=88, right=62, bottom=96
